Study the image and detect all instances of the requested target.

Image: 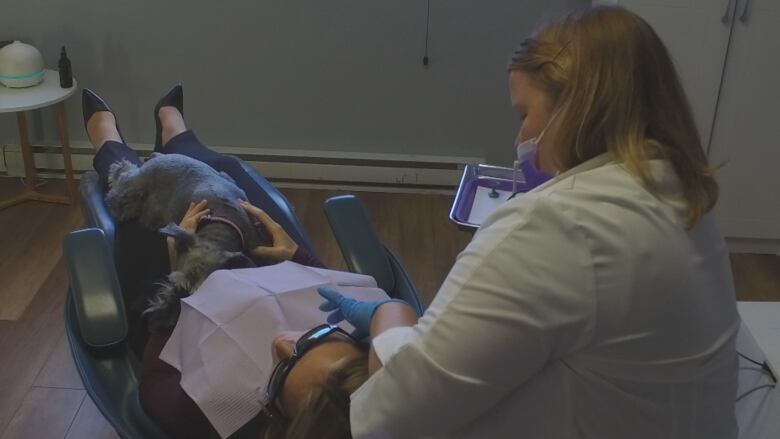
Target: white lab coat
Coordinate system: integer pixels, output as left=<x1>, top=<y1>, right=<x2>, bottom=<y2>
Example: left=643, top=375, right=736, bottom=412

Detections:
left=350, top=153, right=739, bottom=439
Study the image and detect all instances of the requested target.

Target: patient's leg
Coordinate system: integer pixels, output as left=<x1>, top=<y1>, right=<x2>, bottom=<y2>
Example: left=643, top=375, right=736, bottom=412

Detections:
left=88, top=112, right=143, bottom=192
left=159, top=107, right=187, bottom=146
left=86, top=111, right=123, bottom=151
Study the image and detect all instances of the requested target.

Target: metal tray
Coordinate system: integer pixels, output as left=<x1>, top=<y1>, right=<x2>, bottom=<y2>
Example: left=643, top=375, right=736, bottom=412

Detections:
left=449, top=164, right=528, bottom=233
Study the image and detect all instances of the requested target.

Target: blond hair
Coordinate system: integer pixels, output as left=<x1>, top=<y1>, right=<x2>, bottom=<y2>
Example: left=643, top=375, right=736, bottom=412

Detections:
left=509, top=5, right=718, bottom=228
left=263, top=354, right=368, bottom=439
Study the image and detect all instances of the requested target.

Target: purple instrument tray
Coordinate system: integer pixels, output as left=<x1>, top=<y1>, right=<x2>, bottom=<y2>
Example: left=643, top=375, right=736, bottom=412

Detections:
left=449, top=164, right=528, bottom=233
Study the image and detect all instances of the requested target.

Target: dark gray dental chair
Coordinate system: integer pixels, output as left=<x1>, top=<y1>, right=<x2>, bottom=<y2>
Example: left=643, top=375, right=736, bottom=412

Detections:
left=63, top=162, right=424, bottom=438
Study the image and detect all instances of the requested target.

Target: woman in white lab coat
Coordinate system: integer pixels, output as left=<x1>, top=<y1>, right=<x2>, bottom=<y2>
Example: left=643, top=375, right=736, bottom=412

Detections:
left=314, top=5, right=740, bottom=438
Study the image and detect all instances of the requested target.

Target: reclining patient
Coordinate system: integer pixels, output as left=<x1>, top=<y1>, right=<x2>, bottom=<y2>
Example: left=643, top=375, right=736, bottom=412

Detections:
left=82, top=85, right=373, bottom=439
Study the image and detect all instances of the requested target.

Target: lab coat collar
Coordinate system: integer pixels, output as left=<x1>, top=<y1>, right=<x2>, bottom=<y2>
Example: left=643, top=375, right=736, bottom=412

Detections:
left=530, top=152, right=616, bottom=193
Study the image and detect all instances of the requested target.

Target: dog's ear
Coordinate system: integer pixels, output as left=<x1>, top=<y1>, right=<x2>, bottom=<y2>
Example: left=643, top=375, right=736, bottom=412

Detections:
left=159, top=223, right=196, bottom=253
left=223, top=251, right=255, bottom=269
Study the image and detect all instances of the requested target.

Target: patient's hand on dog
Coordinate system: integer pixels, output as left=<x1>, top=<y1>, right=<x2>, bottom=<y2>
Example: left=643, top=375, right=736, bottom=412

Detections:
left=240, top=201, right=299, bottom=262
left=180, top=200, right=210, bottom=234
left=144, top=200, right=298, bottom=331
left=145, top=201, right=256, bottom=330
left=166, top=200, right=211, bottom=268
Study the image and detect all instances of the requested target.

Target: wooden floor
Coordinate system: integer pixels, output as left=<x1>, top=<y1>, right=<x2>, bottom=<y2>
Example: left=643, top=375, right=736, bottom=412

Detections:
left=0, top=177, right=779, bottom=438
left=0, top=179, right=116, bottom=439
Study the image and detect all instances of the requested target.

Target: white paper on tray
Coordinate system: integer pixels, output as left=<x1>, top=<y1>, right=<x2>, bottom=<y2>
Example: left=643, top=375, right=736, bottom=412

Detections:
left=467, top=186, right=512, bottom=225
left=159, top=261, right=389, bottom=438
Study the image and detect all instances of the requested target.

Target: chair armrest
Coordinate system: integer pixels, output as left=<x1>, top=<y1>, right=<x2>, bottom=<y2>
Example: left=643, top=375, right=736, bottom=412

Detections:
left=237, top=159, right=319, bottom=259
left=385, top=247, right=424, bottom=316
left=323, top=195, right=395, bottom=293
left=63, top=228, right=127, bottom=348
left=79, top=172, right=116, bottom=253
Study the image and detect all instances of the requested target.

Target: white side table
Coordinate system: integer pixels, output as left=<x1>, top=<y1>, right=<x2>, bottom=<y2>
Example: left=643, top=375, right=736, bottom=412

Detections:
left=0, top=69, right=77, bottom=210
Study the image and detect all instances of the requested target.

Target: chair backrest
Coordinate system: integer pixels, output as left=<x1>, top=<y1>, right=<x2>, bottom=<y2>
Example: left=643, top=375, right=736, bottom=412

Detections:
left=66, top=163, right=320, bottom=438
left=65, top=166, right=425, bottom=438
left=323, top=195, right=425, bottom=316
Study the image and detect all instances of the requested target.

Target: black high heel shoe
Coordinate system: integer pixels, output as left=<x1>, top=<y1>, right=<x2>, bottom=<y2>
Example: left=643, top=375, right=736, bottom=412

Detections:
left=154, top=83, right=184, bottom=152
left=82, top=88, right=126, bottom=144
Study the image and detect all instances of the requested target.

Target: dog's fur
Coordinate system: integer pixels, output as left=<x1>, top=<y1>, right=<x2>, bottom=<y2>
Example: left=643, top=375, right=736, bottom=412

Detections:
left=105, top=153, right=268, bottom=328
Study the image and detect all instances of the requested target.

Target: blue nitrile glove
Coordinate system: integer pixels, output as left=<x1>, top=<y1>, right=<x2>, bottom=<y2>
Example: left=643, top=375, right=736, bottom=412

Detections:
left=317, top=287, right=407, bottom=338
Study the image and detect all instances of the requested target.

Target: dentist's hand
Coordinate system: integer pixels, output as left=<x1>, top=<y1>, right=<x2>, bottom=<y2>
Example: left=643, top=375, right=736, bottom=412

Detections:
left=317, top=287, right=407, bottom=338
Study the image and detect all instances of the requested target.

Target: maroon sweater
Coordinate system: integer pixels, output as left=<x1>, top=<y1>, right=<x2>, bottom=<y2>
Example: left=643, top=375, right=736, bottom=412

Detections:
left=139, top=247, right=324, bottom=439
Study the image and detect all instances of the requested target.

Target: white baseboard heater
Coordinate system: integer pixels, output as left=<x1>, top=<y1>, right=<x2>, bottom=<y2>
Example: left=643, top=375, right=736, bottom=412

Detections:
left=0, top=142, right=482, bottom=194
left=3, top=142, right=779, bottom=254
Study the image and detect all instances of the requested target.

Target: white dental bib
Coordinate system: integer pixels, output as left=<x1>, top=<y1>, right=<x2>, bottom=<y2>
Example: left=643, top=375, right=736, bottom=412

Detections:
left=159, top=261, right=388, bottom=438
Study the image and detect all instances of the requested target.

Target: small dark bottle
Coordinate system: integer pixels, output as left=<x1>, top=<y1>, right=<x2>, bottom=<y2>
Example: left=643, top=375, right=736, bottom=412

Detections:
left=58, top=46, right=73, bottom=88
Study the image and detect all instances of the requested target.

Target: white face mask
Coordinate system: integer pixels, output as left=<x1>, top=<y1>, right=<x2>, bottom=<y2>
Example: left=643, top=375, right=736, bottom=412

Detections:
left=515, top=117, right=552, bottom=164
left=513, top=117, right=556, bottom=192
left=515, top=136, right=541, bottom=168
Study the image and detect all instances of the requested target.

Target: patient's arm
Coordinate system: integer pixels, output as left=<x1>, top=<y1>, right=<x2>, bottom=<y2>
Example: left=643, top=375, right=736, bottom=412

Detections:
left=290, top=245, right=326, bottom=268
left=241, top=200, right=326, bottom=268
left=368, top=302, right=418, bottom=375
left=240, top=201, right=299, bottom=261
left=166, top=237, right=177, bottom=270
left=166, top=201, right=211, bottom=270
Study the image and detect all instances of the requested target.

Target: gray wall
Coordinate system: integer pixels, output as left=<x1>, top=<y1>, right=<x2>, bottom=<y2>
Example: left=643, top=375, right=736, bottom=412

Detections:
left=1, top=0, right=585, bottom=165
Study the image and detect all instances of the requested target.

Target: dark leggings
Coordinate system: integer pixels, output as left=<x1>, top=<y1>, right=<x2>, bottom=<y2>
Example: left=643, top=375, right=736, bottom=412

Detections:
left=92, top=130, right=320, bottom=356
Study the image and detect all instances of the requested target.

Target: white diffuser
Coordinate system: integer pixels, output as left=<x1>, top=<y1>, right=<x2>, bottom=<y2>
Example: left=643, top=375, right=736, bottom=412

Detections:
left=0, top=41, right=45, bottom=88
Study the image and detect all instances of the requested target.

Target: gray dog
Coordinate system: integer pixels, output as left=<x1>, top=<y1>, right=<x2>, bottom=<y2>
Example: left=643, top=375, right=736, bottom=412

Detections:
left=105, top=153, right=269, bottom=328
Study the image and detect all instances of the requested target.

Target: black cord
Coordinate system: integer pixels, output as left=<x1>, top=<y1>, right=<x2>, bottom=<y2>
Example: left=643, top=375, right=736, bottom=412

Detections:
left=736, top=384, right=776, bottom=402
left=738, top=351, right=777, bottom=383
left=735, top=352, right=777, bottom=402
left=738, top=352, right=764, bottom=367
left=423, top=0, right=431, bottom=67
